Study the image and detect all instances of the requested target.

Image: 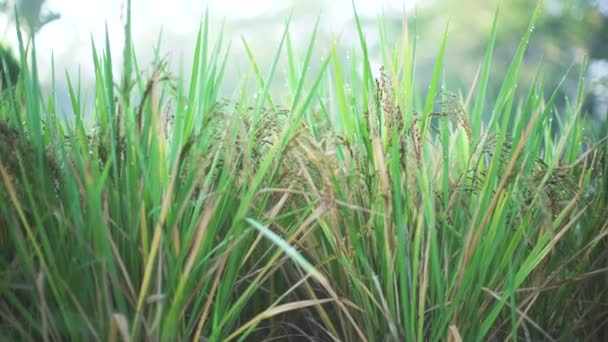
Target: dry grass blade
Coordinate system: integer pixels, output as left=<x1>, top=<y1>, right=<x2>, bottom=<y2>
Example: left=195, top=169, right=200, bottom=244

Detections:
left=192, top=255, right=229, bottom=342
left=448, top=325, right=463, bottom=342
left=108, top=313, right=130, bottom=342
left=482, top=288, right=555, bottom=341
left=35, top=271, right=51, bottom=342
left=225, top=299, right=334, bottom=341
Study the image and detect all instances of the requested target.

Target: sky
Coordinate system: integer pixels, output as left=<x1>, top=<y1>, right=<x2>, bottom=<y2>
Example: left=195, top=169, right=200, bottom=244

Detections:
left=4, top=0, right=418, bottom=77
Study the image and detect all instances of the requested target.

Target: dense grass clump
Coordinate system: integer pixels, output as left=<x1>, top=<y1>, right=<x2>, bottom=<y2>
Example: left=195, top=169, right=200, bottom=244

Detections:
left=1, top=3, right=607, bottom=341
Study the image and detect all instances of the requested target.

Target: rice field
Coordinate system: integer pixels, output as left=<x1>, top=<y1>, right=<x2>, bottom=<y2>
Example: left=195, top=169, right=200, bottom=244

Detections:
left=1, top=2, right=607, bottom=341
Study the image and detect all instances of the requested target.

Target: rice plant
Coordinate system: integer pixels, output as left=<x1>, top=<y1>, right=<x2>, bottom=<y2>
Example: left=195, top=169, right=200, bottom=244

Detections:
left=0, top=1, right=606, bottom=341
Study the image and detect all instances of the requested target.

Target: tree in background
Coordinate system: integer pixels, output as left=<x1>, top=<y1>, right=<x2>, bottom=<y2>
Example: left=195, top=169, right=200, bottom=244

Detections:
left=0, top=0, right=59, bottom=34
left=0, top=43, right=18, bottom=90
left=370, top=0, right=607, bottom=129
left=0, top=0, right=59, bottom=99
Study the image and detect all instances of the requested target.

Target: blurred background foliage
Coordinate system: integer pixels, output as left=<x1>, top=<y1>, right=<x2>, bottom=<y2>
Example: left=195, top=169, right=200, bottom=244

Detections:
left=0, top=0, right=606, bottom=131
left=370, top=0, right=608, bottom=129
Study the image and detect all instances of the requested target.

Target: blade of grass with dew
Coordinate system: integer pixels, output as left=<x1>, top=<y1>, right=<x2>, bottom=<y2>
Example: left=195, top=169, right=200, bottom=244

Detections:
left=471, top=4, right=500, bottom=138
left=487, top=1, right=543, bottom=131
left=351, top=0, right=374, bottom=110
left=422, top=22, right=449, bottom=137
left=329, top=40, right=349, bottom=136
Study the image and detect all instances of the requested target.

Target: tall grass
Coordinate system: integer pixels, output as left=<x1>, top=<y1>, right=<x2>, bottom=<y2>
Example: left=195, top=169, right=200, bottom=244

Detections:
left=1, top=2, right=607, bottom=341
